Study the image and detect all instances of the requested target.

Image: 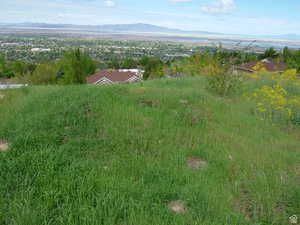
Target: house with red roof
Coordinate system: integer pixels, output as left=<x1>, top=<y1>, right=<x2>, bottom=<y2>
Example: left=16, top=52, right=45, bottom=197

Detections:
left=235, top=58, right=288, bottom=73
left=86, top=69, right=143, bottom=85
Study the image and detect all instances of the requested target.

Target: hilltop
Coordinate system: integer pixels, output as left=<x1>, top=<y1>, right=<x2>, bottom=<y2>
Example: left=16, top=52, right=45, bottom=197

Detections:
left=0, top=77, right=299, bottom=225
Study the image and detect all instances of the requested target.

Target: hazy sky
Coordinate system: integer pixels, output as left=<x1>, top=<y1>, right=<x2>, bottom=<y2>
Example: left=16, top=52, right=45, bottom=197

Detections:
left=1, top=0, right=300, bottom=35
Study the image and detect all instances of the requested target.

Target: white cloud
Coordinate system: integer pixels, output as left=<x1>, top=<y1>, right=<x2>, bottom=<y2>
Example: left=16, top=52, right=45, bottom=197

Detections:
left=201, top=0, right=236, bottom=14
left=168, top=0, right=192, bottom=2
left=104, top=0, right=116, bottom=7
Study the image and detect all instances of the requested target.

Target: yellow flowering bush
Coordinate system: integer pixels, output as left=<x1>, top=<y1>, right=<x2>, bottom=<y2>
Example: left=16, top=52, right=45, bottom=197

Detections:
left=247, top=62, right=268, bottom=80
left=249, top=85, right=287, bottom=118
left=281, top=69, right=298, bottom=81
left=252, top=62, right=268, bottom=73
left=271, top=69, right=298, bottom=82
left=251, top=72, right=261, bottom=80
left=245, top=65, right=300, bottom=123
left=248, top=84, right=300, bottom=122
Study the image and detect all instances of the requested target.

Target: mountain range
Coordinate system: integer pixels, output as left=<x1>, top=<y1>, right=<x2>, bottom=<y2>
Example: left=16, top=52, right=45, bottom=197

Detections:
left=0, top=22, right=223, bottom=35
left=1, top=22, right=300, bottom=41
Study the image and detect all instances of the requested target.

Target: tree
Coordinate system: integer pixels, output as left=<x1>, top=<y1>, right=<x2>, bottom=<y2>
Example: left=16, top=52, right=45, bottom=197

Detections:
left=282, top=46, right=292, bottom=63
left=139, top=56, right=150, bottom=67
left=121, top=58, right=137, bottom=69
left=142, top=57, right=164, bottom=80
left=11, top=61, right=28, bottom=77
left=187, top=53, right=212, bottom=76
left=291, top=50, right=300, bottom=72
left=244, top=54, right=258, bottom=63
left=29, top=63, right=59, bottom=85
left=168, top=59, right=187, bottom=77
left=60, top=49, right=96, bottom=84
left=0, top=55, right=6, bottom=78
left=0, top=55, right=14, bottom=78
left=259, top=47, right=279, bottom=60
left=107, top=57, right=120, bottom=69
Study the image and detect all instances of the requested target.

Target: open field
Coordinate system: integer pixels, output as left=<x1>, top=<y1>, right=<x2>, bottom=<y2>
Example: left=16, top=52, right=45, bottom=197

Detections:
left=0, top=77, right=299, bottom=225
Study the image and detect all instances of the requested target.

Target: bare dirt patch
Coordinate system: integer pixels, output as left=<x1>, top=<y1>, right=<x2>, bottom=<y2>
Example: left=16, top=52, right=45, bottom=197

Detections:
left=234, top=196, right=253, bottom=222
left=188, top=108, right=212, bottom=126
left=140, top=100, right=159, bottom=108
left=187, top=157, right=208, bottom=170
left=233, top=186, right=266, bottom=223
left=168, top=200, right=187, bottom=214
left=179, top=99, right=188, bottom=105
left=0, top=140, right=9, bottom=152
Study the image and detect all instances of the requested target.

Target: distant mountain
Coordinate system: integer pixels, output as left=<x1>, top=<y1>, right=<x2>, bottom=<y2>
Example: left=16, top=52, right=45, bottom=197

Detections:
left=2, top=22, right=224, bottom=36
left=274, top=34, right=300, bottom=40
left=2, top=23, right=300, bottom=42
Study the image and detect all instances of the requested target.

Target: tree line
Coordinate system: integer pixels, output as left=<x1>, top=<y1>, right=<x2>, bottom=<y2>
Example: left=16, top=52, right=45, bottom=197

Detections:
left=1, top=47, right=300, bottom=85
left=0, top=48, right=165, bottom=84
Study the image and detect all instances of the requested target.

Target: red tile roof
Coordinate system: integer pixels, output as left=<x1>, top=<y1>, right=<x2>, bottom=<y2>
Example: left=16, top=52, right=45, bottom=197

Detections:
left=87, top=70, right=140, bottom=84
left=237, top=58, right=287, bottom=72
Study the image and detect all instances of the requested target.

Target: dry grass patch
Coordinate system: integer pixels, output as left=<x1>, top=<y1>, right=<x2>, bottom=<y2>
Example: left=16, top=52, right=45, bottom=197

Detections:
left=187, top=157, right=208, bottom=170
left=179, top=99, right=188, bottom=104
left=168, top=200, right=187, bottom=214
left=234, top=196, right=253, bottom=222
left=139, top=99, right=159, bottom=108
left=0, top=140, right=9, bottom=152
left=233, top=186, right=266, bottom=223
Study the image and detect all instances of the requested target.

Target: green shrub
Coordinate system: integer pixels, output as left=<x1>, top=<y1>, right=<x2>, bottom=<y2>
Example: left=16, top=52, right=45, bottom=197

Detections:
left=28, top=63, right=59, bottom=85
left=205, top=61, right=244, bottom=97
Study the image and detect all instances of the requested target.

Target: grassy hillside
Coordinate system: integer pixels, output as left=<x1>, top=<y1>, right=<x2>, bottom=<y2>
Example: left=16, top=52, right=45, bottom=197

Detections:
left=0, top=77, right=299, bottom=225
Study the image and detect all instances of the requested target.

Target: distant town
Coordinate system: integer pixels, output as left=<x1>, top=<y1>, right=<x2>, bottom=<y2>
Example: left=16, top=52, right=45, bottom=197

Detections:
left=0, top=36, right=200, bottom=64
left=1, top=23, right=300, bottom=65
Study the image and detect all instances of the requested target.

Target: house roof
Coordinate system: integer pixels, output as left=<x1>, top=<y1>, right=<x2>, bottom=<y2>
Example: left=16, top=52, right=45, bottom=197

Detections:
left=0, top=78, right=12, bottom=84
left=237, top=58, right=288, bottom=72
left=86, top=70, right=139, bottom=84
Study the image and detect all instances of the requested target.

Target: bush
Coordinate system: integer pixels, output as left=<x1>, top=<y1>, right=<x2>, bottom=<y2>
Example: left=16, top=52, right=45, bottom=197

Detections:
left=247, top=69, right=300, bottom=124
left=28, top=63, right=59, bottom=85
left=60, top=49, right=96, bottom=84
left=205, top=61, right=244, bottom=97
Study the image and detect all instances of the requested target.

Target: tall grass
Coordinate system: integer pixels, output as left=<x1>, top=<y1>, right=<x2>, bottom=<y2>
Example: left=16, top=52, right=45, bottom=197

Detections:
left=0, top=77, right=299, bottom=225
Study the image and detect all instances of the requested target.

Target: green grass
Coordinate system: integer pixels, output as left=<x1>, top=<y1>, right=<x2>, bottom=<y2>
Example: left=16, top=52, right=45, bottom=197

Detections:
left=0, top=77, right=299, bottom=225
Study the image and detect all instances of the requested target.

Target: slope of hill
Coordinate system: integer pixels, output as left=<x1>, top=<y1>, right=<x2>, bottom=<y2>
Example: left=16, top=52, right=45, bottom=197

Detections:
left=0, top=77, right=299, bottom=225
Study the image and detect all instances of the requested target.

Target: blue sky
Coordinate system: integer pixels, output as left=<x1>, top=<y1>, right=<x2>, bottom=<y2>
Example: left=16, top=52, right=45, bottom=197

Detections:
left=1, top=0, right=300, bottom=35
